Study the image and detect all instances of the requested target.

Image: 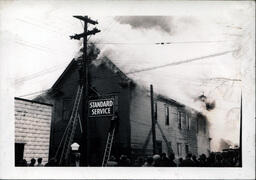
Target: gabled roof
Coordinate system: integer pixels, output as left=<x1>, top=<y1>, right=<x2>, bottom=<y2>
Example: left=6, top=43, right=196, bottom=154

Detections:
left=50, top=57, right=134, bottom=91
left=48, top=56, right=196, bottom=112
left=51, top=59, right=77, bottom=90
left=93, top=56, right=132, bottom=83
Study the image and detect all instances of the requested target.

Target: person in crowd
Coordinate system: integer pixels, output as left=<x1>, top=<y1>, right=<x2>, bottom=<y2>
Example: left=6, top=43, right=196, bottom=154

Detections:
left=159, top=153, right=170, bottom=167
left=178, top=157, right=183, bottom=167
left=107, top=155, right=118, bottom=166
left=192, top=155, right=200, bottom=166
left=152, top=154, right=161, bottom=167
left=45, top=157, right=58, bottom=167
left=16, top=159, right=28, bottom=166
left=118, top=154, right=130, bottom=167
left=37, top=158, right=43, bottom=166
left=214, top=153, right=223, bottom=167
left=206, top=153, right=215, bottom=167
left=222, top=151, right=233, bottom=167
left=142, top=157, right=154, bottom=167
left=182, top=153, right=195, bottom=167
left=133, top=157, right=145, bottom=167
left=198, top=154, right=207, bottom=167
left=29, top=158, right=36, bottom=167
left=168, top=153, right=177, bottom=167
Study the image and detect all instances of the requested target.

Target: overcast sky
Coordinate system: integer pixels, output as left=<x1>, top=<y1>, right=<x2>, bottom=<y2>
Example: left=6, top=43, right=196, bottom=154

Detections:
left=0, top=0, right=255, bottom=151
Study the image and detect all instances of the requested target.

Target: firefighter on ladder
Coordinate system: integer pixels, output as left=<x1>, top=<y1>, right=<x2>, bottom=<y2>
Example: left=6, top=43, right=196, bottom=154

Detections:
left=109, top=111, right=119, bottom=133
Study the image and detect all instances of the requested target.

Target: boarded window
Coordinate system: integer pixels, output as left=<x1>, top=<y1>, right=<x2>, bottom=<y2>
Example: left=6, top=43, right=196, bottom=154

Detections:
left=165, top=105, right=169, bottom=125
left=177, top=143, right=182, bottom=156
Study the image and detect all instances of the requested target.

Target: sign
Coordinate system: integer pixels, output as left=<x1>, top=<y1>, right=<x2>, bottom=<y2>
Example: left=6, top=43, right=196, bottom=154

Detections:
left=88, top=98, right=114, bottom=117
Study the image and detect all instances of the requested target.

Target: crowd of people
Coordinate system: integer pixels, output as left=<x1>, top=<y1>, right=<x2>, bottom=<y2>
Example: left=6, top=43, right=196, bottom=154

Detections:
left=16, top=157, right=44, bottom=167
left=16, top=148, right=240, bottom=167
left=107, top=149, right=241, bottom=167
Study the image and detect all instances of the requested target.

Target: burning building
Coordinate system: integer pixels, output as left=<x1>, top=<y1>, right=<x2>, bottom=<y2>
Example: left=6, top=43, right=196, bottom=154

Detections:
left=35, top=57, right=210, bottom=166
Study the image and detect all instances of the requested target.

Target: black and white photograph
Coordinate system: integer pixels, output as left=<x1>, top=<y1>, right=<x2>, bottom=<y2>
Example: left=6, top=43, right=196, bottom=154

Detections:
left=0, top=0, right=255, bottom=179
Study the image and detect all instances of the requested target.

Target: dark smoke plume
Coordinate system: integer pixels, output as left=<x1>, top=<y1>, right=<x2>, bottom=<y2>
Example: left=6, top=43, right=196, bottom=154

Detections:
left=115, top=16, right=173, bottom=34
left=206, top=101, right=215, bottom=111
left=197, top=94, right=216, bottom=111
left=77, top=43, right=101, bottom=63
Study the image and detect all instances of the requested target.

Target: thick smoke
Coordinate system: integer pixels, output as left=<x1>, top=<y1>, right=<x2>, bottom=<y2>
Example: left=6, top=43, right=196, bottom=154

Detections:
left=197, top=94, right=216, bottom=111
left=219, top=139, right=234, bottom=150
left=75, top=43, right=101, bottom=62
left=115, top=16, right=173, bottom=34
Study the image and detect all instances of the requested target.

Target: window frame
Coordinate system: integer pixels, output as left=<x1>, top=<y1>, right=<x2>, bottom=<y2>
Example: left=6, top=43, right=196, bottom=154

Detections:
left=165, top=105, right=169, bottom=126
left=178, top=111, right=182, bottom=129
left=154, top=102, right=158, bottom=121
left=185, top=144, right=189, bottom=155
left=177, top=143, right=182, bottom=156
left=187, top=114, right=190, bottom=130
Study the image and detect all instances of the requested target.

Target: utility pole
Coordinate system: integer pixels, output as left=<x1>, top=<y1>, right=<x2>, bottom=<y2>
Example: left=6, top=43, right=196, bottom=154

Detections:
left=239, top=93, right=242, bottom=167
left=150, top=84, right=156, bottom=154
left=70, top=16, right=100, bottom=166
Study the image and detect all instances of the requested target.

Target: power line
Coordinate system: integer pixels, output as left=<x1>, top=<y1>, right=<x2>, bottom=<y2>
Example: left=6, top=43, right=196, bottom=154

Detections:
left=207, top=77, right=241, bottom=82
left=126, top=49, right=237, bottom=74
left=16, top=18, right=68, bottom=37
left=89, top=40, right=229, bottom=45
left=88, top=17, right=121, bottom=44
left=15, top=63, right=68, bottom=84
left=14, top=49, right=237, bottom=84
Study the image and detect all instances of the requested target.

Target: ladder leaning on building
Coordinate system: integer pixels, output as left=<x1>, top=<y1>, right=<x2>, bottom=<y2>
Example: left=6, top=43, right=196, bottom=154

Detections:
left=54, top=85, right=84, bottom=165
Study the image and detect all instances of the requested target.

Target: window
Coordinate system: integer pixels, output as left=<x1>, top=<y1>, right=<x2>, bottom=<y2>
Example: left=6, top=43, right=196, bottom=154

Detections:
left=187, top=114, right=190, bottom=130
left=178, top=112, right=182, bottom=129
left=196, top=119, right=199, bottom=133
left=154, top=102, right=158, bottom=121
left=62, top=99, right=72, bottom=122
left=203, top=119, right=206, bottom=134
left=167, top=141, right=172, bottom=154
left=165, top=105, right=169, bottom=125
left=177, top=143, right=182, bottom=156
left=185, top=144, right=189, bottom=155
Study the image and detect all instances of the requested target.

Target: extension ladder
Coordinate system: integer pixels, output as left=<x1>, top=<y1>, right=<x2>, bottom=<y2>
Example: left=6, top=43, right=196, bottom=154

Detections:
left=55, top=85, right=84, bottom=165
left=102, top=128, right=116, bottom=166
left=156, top=122, right=173, bottom=153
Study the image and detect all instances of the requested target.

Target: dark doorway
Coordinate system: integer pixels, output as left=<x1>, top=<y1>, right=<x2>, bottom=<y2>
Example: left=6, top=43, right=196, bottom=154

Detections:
left=15, top=143, right=25, bottom=166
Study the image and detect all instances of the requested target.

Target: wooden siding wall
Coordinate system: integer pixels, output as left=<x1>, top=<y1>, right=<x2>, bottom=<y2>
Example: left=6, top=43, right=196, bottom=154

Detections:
left=130, top=86, right=210, bottom=159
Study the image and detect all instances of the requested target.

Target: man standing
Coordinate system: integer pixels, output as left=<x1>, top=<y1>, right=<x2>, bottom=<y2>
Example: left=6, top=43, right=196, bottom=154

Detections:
left=37, top=158, right=43, bottom=166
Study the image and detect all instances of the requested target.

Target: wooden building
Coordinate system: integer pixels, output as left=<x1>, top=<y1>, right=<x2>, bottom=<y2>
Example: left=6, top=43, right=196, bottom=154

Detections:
left=35, top=57, right=210, bottom=166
